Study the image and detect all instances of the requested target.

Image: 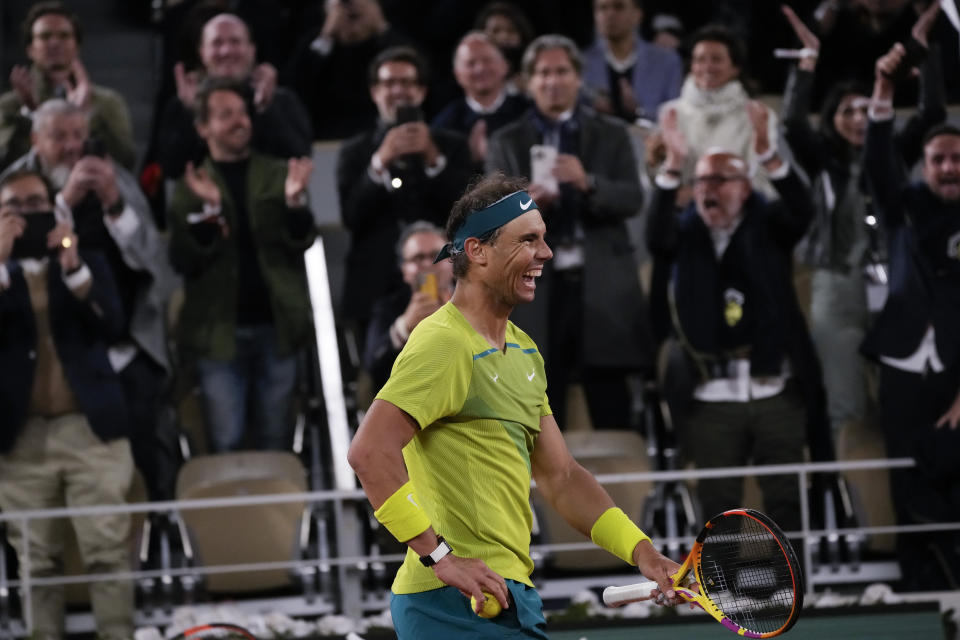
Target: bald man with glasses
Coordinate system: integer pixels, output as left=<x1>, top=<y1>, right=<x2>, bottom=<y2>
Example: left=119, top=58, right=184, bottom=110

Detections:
left=646, top=102, right=821, bottom=531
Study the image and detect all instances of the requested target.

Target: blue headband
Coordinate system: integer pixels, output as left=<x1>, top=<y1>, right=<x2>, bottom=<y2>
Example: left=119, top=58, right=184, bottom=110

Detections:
left=433, top=190, right=538, bottom=263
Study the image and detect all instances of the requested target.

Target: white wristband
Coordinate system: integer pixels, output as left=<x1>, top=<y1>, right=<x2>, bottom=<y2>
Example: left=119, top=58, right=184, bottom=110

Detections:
left=756, top=146, right=778, bottom=164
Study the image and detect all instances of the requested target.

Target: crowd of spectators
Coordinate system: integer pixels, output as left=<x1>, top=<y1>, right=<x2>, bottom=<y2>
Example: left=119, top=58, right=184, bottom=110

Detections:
left=1, top=0, right=960, bottom=634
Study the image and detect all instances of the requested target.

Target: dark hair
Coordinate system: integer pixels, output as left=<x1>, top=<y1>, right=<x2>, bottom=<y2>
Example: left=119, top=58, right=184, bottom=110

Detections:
left=818, top=80, right=870, bottom=153
left=22, top=1, right=83, bottom=47
left=0, top=169, right=56, bottom=205
left=368, top=46, right=430, bottom=87
left=922, top=123, right=960, bottom=148
left=194, top=77, right=250, bottom=124
left=446, top=173, right=528, bottom=279
left=474, top=2, right=535, bottom=45
left=688, top=24, right=745, bottom=71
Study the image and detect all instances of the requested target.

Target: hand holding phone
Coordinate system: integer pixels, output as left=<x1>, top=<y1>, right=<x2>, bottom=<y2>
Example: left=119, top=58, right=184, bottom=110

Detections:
left=530, top=144, right=558, bottom=195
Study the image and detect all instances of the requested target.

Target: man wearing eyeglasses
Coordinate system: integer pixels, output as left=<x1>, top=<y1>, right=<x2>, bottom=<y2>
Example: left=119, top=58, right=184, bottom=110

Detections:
left=337, top=46, right=471, bottom=354
left=647, top=101, right=816, bottom=531
left=0, top=168, right=135, bottom=640
left=364, top=221, right=455, bottom=390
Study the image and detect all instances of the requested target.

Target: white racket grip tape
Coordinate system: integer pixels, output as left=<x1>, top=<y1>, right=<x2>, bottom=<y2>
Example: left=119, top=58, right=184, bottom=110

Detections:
left=603, top=580, right=659, bottom=606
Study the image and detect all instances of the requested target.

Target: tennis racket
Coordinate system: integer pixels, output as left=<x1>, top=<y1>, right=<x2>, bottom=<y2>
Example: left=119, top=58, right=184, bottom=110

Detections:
left=169, top=623, right=258, bottom=640
left=604, top=508, right=804, bottom=638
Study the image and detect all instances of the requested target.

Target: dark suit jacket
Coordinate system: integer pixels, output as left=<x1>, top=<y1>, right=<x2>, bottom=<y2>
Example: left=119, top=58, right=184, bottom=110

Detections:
left=486, top=107, right=653, bottom=369
left=861, top=118, right=960, bottom=366
left=337, top=125, right=472, bottom=325
left=0, top=251, right=130, bottom=452
left=363, top=285, right=410, bottom=392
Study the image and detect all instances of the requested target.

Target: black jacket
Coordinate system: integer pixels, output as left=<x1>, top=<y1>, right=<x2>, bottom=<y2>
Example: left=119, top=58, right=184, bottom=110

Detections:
left=337, top=125, right=472, bottom=324
left=861, top=118, right=960, bottom=366
left=0, top=252, right=130, bottom=452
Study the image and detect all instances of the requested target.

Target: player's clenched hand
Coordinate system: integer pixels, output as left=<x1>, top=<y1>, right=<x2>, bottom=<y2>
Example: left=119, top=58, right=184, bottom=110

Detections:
left=432, top=554, right=510, bottom=613
left=633, top=539, right=686, bottom=606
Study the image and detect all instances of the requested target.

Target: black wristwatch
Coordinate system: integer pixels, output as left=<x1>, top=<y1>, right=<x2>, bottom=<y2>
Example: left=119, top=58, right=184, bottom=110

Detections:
left=419, top=536, right=453, bottom=567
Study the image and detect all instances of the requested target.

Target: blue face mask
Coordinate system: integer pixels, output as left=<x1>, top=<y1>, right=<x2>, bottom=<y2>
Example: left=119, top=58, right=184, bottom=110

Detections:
left=434, top=190, right=538, bottom=263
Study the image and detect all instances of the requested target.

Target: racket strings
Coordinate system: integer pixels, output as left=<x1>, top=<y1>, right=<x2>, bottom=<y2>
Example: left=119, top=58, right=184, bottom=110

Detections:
left=697, top=516, right=798, bottom=634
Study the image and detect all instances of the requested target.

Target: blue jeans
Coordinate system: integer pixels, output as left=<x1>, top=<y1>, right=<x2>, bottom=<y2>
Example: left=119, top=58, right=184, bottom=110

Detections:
left=196, top=324, right=298, bottom=452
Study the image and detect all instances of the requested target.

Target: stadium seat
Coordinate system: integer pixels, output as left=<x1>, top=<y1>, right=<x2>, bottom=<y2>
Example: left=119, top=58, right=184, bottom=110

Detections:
left=175, top=451, right=309, bottom=593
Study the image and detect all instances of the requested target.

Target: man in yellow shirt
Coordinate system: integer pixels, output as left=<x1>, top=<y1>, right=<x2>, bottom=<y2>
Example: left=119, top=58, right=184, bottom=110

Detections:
left=348, top=173, right=680, bottom=638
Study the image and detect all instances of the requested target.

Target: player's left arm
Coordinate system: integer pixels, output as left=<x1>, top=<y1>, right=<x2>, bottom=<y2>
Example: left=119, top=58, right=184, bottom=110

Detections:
left=531, top=415, right=680, bottom=598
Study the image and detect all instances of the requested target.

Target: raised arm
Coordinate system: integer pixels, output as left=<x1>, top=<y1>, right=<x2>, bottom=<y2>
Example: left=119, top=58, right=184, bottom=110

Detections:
left=864, top=44, right=909, bottom=227
left=896, top=1, right=946, bottom=167
left=645, top=108, right=685, bottom=257
left=779, top=5, right=826, bottom=176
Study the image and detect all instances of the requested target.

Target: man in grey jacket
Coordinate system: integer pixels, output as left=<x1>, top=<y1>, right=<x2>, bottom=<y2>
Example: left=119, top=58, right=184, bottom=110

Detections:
left=487, top=34, right=653, bottom=431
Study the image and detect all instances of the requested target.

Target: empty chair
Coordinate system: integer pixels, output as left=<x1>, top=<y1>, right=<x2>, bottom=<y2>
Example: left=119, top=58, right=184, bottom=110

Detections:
left=175, top=452, right=308, bottom=593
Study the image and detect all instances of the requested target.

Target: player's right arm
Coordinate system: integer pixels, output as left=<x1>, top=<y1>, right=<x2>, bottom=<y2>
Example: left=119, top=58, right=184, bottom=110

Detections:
left=347, top=399, right=510, bottom=611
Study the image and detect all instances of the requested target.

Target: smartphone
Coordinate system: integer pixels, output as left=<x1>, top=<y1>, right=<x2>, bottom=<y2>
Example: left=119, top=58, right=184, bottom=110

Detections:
left=82, top=137, right=107, bottom=158
left=417, top=272, right=439, bottom=301
left=884, top=37, right=928, bottom=83
left=530, top=144, right=558, bottom=195
left=395, top=105, right=424, bottom=125
left=11, top=212, right=57, bottom=260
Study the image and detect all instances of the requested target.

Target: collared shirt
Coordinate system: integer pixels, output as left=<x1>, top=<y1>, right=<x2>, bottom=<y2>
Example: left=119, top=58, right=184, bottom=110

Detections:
left=880, top=326, right=945, bottom=374
left=602, top=40, right=638, bottom=74
left=693, top=358, right=789, bottom=402
left=465, top=90, right=507, bottom=116
left=540, top=108, right=576, bottom=149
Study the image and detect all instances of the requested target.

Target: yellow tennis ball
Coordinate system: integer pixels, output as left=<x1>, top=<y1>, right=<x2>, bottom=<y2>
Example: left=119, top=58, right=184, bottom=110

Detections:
left=470, top=592, right=502, bottom=618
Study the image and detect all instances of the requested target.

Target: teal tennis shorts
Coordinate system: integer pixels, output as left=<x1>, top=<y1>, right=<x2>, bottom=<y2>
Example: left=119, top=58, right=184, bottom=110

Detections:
left=390, top=579, right=548, bottom=639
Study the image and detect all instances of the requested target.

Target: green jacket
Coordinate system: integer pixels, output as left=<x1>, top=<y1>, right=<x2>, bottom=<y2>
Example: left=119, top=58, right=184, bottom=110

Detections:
left=0, top=66, right=136, bottom=171
left=168, top=153, right=317, bottom=361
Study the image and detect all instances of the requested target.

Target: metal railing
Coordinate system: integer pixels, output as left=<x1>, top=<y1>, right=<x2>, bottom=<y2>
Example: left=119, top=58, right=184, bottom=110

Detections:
left=3, top=456, right=955, bottom=636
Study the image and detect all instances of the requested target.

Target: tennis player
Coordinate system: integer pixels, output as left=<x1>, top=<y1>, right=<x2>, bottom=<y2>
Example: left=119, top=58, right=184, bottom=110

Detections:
left=348, top=173, right=681, bottom=638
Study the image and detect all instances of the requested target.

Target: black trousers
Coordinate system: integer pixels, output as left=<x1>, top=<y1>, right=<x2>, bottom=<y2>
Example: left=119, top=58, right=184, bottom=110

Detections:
left=879, top=363, right=960, bottom=589
left=119, top=351, right=170, bottom=500
left=545, top=269, right=633, bottom=430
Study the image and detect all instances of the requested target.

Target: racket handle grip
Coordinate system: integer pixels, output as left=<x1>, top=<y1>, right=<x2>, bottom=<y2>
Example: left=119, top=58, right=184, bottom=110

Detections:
left=603, top=580, right=659, bottom=606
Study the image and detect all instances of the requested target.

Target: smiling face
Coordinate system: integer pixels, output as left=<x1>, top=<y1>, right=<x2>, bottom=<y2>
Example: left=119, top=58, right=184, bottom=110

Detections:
left=832, top=94, right=869, bottom=148
left=923, top=134, right=960, bottom=203
left=690, top=40, right=739, bottom=91
left=694, top=153, right=751, bottom=229
left=454, top=35, right=508, bottom=101
left=481, top=209, right=553, bottom=307
left=196, top=89, right=252, bottom=161
left=527, top=47, right=581, bottom=119
left=199, top=15, right=256, bottom=80
left=370, top=60, right=426, bottom=123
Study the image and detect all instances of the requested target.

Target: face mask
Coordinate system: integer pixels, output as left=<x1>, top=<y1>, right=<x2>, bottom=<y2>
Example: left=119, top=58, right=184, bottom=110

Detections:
left=11, top=211, right=56, bottom=260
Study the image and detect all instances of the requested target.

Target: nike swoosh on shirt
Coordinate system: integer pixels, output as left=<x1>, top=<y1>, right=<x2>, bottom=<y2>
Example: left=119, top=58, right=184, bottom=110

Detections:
left=491, top=373, right=499, bottom=383
left=527, top=371, right=536, bottom=381
left=520, top=198, right=533, bottom=210
left=406, top=493, right=419, bottom=508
